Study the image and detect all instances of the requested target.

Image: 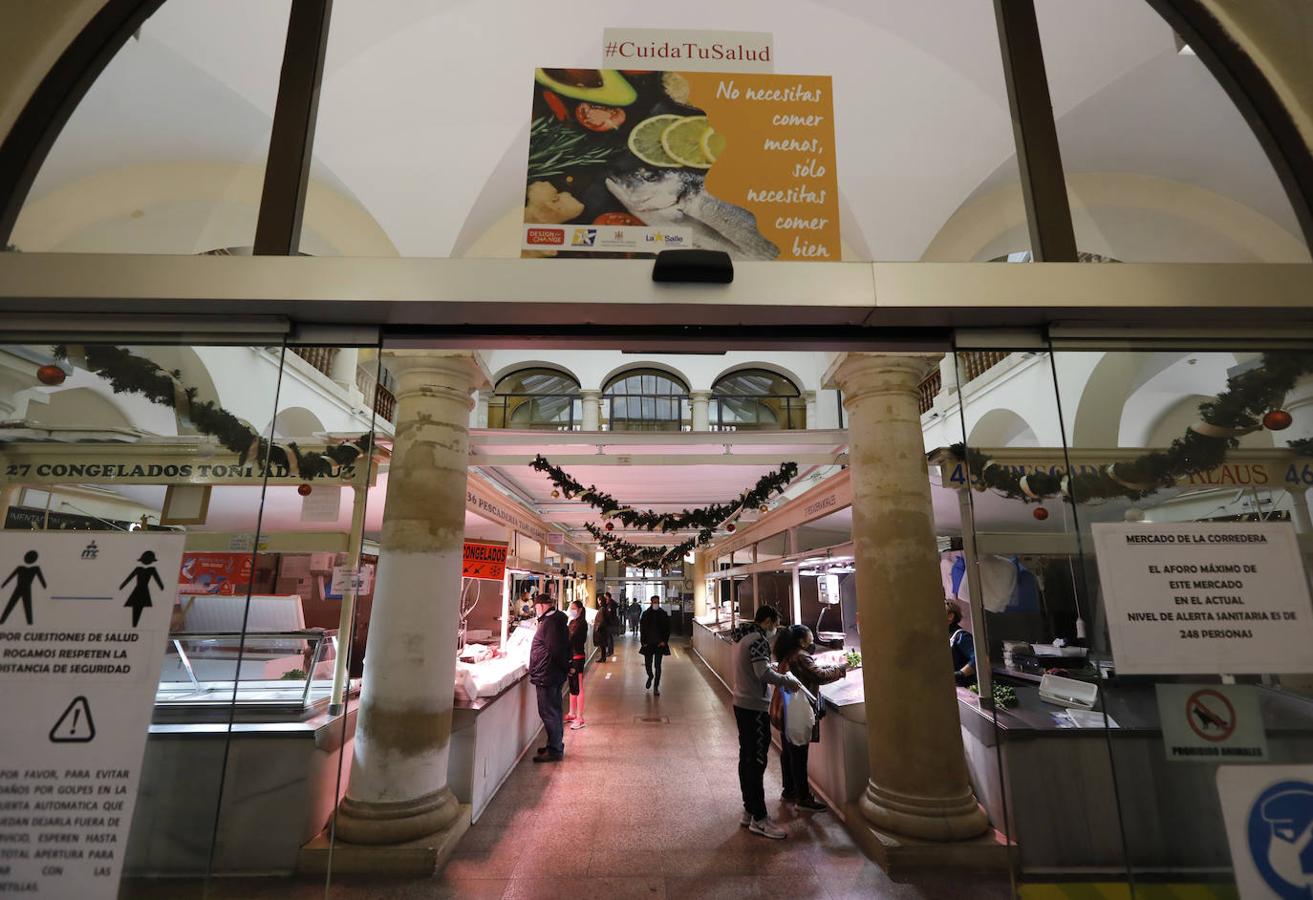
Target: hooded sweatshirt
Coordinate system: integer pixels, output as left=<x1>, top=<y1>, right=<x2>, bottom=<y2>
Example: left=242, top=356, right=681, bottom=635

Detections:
left=731, top=622, right=791, bottom=712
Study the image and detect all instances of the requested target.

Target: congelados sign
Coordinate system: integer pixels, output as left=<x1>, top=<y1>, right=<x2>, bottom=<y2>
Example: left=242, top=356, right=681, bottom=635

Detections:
left=463, top=541, right=508, bottom=581
left=1, top=457, right=362, bottom=485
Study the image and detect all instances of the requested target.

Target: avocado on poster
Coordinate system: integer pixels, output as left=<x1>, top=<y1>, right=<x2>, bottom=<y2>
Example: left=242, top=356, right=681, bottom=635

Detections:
left=522, top=68, right=840, bottom=261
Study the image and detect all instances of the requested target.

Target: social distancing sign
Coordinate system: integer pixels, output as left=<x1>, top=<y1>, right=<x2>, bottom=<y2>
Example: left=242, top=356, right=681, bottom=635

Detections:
left=0, top=533, right=183, bottom=898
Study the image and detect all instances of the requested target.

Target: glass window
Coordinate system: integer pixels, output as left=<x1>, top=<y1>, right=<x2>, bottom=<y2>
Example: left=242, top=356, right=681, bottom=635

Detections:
left=488, top=367, right=581, bottom=430
left=10, top=1, right=292, bottom=255
left=710, top=369, right=805, bottom=431
left=603, top=369, right=688, bottom=432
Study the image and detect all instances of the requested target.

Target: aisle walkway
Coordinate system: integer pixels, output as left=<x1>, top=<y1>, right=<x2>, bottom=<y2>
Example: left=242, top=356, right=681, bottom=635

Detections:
left=389, top=632, right=1011, bottom=900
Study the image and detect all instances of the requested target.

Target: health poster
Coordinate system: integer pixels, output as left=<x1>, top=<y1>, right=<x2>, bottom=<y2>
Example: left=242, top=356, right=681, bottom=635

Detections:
left=523, top=68, right=839, bottom=261
left=0, top=533, right=184, bottom=899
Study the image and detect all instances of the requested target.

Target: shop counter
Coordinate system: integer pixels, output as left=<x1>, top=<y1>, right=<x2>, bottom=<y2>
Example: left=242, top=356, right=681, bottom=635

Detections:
left=449, top=666, right=544, bottom=824
left=692, top=618, right=736, bottom=691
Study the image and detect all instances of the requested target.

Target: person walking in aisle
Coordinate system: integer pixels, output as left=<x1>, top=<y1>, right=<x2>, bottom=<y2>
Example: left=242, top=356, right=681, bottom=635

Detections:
left=772, top=624, right=850, bottom=812
left=565, top=599, right=588, bottom=730
left=593, top=593, right=616, bottom=662
left=731, top=604, right=801, bottom=839
left=626, top=598, right=641, bottom=635
left=639, top=594, right=671, bottom=695
left=530, top=591, right=571, bottom=763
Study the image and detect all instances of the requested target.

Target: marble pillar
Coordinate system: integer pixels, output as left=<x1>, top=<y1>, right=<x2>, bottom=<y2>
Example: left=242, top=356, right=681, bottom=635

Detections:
left=832, top=353, right=988, bottom=842
left=335, top=350, right=488, bottom=845
left=582, top=550, right=598, bottom=608
left=581, top=390, right=601, bottom=431
left=690, top=391, right=711, bottom=431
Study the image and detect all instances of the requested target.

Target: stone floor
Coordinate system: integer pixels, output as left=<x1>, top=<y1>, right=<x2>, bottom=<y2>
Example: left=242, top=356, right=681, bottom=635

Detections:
left=125, top=632, right=1015, bottom=898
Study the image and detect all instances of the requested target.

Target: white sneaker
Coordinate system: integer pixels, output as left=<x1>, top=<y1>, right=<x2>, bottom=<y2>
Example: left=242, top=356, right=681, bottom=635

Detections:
left=570, top=720, right=586, bottom=730
left=740, top=810, right=752, bottom=827
left=748, top=817, right=787, bottom=840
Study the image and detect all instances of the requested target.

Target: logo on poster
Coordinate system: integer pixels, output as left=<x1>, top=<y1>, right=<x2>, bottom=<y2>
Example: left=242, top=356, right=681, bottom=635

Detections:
left=1249, top=780, right=1313, bottom=897
left=571, top=228, right=598, bottom=247
left=525, top=227, right=565, bottom=245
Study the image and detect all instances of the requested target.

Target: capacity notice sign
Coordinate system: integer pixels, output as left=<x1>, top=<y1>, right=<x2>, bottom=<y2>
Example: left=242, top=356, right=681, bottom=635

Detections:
left=0, top=533, right=183, bottom=898
left=523, top=68, right=839, bottom=261
left=1092, top=522, right=1313, bottom=675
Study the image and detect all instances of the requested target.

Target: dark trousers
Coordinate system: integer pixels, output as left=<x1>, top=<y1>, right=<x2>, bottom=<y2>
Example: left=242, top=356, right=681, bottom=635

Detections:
left=734, top=705, right=770, bottom=820
left=535, top=682, right=565, bottom=755
left=780, top=738, right=812, bottom=801
left=644, top=650, right=663, bottom=688
left=599, top=631, right=614, bottom=659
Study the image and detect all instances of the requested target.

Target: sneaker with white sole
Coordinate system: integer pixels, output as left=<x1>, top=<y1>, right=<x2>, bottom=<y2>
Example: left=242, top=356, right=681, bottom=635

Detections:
left=740, top=810, right=752, bottom=828
left=748, top=817, right=787, bottom=840
left=570, top=720, right=586, bottom=730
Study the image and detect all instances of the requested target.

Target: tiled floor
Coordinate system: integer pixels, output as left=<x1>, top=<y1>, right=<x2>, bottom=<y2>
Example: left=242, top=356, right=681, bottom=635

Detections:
left=127, top=632, right=1015, bottom=898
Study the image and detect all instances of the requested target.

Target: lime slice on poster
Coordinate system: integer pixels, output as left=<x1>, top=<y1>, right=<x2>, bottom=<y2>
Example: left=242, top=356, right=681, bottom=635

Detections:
left=700, top=127, right=727, bottom=164
left=628, top=115, right=683, bottom=168
left=661, top=116, right=713, bottom=169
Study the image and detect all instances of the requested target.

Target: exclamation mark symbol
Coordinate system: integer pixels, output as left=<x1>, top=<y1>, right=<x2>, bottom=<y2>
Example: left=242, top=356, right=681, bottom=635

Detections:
left=70, top=708, right=81, bottom=736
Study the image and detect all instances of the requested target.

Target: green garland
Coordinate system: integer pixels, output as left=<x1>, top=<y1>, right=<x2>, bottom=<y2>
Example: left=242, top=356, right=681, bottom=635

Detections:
left=54, top=344, right=373, bottom=479
left=531, top=455, right=797, bottom=532
left=585, top=522, right=707, bottom=570
left=951, top=351, right=1313, bottom=503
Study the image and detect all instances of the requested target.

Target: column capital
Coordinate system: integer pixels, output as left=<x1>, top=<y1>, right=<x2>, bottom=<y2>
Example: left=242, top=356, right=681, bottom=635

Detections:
left=826, top=353, right=936, bottom=407
left=689, top=389, right=712, bottom=401
left=581, top=388, right=602, bottom=398
left=382, top=350, right=491, bottom=390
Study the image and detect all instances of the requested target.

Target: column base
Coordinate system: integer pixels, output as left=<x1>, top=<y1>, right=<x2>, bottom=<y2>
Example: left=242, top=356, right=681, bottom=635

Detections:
left=858, top=780, right=990, bottom=842
left=332, top=786, right=463, bottom=845
left=844, top=802, right=1009, bottom=877
left=298, top=803, right=471, bottom=877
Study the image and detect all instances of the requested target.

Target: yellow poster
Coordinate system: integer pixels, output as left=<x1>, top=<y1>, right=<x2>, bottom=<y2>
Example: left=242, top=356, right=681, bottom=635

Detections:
left=522, top=68, right=840, bottom=261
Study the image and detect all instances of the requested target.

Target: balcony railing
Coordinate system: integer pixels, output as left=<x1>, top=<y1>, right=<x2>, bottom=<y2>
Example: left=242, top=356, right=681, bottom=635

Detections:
left=355, top=364, right=396, bottom=423
left=290, top=345, right=337, bottom=377
left=917, top=351, right=1011, bottom=415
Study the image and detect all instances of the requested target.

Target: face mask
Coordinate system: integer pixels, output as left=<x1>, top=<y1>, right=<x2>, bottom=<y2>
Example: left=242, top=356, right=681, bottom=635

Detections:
left=568, top=608, right=581, bottom=620
left=1267, top=817, right=1313, bottom=889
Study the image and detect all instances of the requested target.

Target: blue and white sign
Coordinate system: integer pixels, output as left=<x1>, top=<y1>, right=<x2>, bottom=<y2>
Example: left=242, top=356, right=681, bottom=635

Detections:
left=1219, top=765, right=1313, bottom=898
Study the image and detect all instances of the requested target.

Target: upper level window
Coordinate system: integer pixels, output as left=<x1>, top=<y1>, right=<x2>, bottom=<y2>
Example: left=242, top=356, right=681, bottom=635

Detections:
left=711, top=370, right=805, bottom=431
left=604, top=369, right=688, bottom=432
left=489, top=368, right=581, bottom=430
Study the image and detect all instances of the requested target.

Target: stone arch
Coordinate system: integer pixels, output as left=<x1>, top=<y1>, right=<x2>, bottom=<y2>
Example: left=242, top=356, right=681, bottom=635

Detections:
left=600, top=362, right=691, bottom=394
left=270, top=406, right=326, bottom=440
left=26, top=386, right=132, bottom=430
left=967, top=408, right=1040, bottom=448
left=709, top=362, right=806, bottom=395
left=490, top=360, right=581, bottom=390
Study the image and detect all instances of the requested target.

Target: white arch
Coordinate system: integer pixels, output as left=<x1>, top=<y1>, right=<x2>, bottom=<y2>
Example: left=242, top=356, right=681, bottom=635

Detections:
left=490, top=360, right=582, bottom=390
left=270, top=406, right=327, bottom=440
left=967, top=408, right=1039, bottom=448
left=600, top=362, right=692, bottom=393
left=710, top=362, right=806, bottom=395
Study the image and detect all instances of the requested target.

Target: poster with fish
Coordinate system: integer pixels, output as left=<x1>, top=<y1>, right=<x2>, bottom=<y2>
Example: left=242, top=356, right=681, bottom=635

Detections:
left=523, top=68, right=840, bottom=261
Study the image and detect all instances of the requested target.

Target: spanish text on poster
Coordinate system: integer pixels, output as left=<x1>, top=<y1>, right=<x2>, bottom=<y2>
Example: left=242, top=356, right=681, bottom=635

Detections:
left=0, top=533, right=183, bottom=898
left=1092, top=522, right=1313, bottom=675
left=523, top=68, right=839, bottom=261
left=1156, top=683, right=1269, bottom=763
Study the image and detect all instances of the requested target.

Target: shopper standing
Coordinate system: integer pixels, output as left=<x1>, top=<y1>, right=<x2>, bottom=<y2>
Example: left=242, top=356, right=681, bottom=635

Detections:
left=530, top=592, right=571, bottom=763
left=593, top=593, right=615, bottom=662
left=565, top=599, right=589, bottom=730
left=626, top=598, right=641, bottom=635
left=639, top=594, right=671, bottom=695
left=731, top=604, right=800, bottom=839
left=773, top=624, right=849, bottom=813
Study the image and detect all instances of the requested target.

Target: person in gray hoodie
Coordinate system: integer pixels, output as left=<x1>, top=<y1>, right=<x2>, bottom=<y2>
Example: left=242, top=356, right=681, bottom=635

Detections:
left=731, top=604, right=801, bottom=839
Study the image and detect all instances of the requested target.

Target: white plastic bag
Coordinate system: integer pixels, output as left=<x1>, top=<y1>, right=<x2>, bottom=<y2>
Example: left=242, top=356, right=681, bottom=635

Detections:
left=784, top=688, right=816, bottom=745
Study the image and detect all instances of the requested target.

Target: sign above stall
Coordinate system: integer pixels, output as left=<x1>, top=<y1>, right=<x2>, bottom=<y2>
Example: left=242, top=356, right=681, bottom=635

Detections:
left=523, top=67, right=839, bottom=261
left=1093, top=522, right=1313, bottom=676
left=463, top=541, right=509, bottom=581
left=466, top=475, right=551, bottom=546
left=0, top=446, right=375, bottom=487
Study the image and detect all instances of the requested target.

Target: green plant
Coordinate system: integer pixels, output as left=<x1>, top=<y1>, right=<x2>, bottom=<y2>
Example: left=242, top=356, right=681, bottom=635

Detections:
left=280, top=668, right=308, bottom=681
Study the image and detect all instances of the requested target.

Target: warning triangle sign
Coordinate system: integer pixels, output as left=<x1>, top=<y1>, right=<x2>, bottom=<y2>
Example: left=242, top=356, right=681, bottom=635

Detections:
left=50, top=696, right=95, bottom=743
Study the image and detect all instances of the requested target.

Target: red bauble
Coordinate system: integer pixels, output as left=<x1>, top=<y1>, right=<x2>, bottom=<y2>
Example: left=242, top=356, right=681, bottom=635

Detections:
left=727, top=523, right=737, bottom=533
left=1033, top=507, right=1049, bottom=521
left=605, top=521, right=614, bottom=531
left=297, top=483, right=312, bottom=496
left=1264, top=409, right=1293, bottom=431
left=36, top=364, right=65, bottom=386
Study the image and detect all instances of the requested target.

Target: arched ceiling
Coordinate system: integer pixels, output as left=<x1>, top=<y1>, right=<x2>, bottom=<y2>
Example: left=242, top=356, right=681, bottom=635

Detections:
left=13, top=0, right=1305, bottom=262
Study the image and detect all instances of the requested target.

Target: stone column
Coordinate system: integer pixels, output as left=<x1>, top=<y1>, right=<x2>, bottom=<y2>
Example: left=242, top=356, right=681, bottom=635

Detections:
left=692, top=550, right=708, bottom=618
left=804, top=391, right=818, bottom=430
left=830, top=353, right=988, bottom=843
left=581, top=390, right=601, bottom=431
left=473, top=390, right=491, bottom=429
left=690, top=390, right=711, bottom=431
left=335, top=350, right=488, bottom=847
left=582, top=550, right=598, bottom=608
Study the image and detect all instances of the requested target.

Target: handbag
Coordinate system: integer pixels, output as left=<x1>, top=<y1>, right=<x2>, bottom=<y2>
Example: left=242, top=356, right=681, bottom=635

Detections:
left=768, top=657, right=790, bottom=731
left=784, top=688, right=817, bottom=746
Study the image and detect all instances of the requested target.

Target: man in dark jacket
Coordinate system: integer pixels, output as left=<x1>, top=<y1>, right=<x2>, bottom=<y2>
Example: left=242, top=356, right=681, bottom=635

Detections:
left=530, top=592, right=571, bottom=762
left=639, top=595, right=672, bottom=695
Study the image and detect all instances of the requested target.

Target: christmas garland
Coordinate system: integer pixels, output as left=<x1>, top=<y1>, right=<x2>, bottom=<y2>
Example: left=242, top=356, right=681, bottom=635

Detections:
left=53, top=344, right=373, bottom=479
left=585, top=522, right=708, bottom=570
left=950, top=351, right=1313, bottom=503
left=531, top=455, right=798, bottom=532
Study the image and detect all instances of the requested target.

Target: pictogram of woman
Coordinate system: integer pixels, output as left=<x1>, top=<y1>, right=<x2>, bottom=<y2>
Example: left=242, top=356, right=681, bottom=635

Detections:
left=2, top=550, right=46, bottom=625
left=120, top=551, right=163, bottom=627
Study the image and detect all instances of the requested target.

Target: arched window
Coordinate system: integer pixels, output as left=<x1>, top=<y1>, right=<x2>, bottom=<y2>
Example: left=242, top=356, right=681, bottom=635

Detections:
left=603, top=369, right=689, bottom=432
left=488, top=368, right=581, bottom=430
left=710, top=370, right=805, bottom=431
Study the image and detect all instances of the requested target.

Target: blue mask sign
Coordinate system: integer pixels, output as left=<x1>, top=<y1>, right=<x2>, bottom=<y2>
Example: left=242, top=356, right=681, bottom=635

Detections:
left=1250, top=780, right=1313, bottom=898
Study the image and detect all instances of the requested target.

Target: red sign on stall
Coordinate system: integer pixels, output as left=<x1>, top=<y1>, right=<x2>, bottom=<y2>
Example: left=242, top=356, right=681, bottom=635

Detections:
left=463, top=541, right=508, bottom=581
left=178, top=552, right=253, bottom=595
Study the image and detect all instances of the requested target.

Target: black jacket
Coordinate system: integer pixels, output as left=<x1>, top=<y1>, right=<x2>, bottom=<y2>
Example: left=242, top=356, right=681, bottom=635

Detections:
left=529, top=609, right=571, bottom=686
left=639, top=606, right=671, bottom=653
left=567, top=614, right=588, bottom=657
